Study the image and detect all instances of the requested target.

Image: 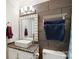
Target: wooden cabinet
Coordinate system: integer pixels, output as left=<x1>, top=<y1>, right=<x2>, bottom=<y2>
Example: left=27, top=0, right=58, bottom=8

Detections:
left=8, top=48, right=36, bottom=59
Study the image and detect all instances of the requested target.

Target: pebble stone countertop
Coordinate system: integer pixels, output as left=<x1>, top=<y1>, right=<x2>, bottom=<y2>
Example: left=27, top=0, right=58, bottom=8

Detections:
left=7, top=42, right=39, bottom=54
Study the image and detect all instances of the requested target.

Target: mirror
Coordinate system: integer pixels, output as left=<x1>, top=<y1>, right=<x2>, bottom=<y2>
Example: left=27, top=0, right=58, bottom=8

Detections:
left=19, top=14, right=38, bottom=42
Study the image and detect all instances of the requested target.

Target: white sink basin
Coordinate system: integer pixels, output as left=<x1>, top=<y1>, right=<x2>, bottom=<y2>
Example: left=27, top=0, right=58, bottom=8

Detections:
left=15, top=40, right=32, bottom=48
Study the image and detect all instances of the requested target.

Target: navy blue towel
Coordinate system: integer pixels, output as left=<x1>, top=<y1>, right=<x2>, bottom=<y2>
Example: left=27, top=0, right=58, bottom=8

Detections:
left=44, top=20, right=65, bottom=24
left=44, top=20, right=65, bottom=41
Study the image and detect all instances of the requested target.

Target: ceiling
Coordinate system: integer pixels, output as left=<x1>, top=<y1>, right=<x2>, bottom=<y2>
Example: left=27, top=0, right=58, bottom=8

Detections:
left=16, top=0, right=50, bottom=8
left=7, top=0, right=49, bottom=9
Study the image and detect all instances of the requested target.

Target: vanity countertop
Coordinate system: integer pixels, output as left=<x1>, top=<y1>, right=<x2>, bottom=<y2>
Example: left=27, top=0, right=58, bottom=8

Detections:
left=8, top=42, right=39, bottom=53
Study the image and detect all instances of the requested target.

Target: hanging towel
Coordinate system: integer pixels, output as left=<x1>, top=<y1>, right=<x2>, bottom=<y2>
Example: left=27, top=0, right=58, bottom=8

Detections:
left=24, top=28, right=28, bottom=36
left=6, top=26, right=13, bottom=39
left=44, top=20, right=65, bottom=41
left=44, top=19, right=65, bottom=24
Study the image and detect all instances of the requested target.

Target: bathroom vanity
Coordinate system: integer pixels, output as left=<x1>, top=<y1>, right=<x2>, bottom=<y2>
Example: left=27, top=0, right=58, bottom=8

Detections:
left=7, top=42, right=39, bottom=59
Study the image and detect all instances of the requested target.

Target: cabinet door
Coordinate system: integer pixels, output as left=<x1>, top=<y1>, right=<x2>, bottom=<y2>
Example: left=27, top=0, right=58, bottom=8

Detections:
left=18, top=50, right=34, bottom=59
left=8, top=48, right=18, bottom=59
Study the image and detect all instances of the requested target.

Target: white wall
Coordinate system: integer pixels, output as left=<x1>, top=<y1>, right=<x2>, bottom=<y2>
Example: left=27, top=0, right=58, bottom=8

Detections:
left=6, top=0, right=19, bottom=43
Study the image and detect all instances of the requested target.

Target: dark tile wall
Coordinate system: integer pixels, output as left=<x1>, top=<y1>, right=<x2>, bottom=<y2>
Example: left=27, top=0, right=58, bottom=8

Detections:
left=33, top=0, right=72, bottom=58
left=34, top=2, right=49, bottom=13
left=49, top=0, right=72, bottom=9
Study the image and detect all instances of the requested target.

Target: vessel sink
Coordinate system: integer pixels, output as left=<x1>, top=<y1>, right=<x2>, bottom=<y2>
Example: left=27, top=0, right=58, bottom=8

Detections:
left=15, top=40, right=32, bottom=48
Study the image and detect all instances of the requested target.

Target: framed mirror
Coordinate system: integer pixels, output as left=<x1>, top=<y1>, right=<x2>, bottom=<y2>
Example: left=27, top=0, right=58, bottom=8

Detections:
left=19, top=14, right=38, bottom=42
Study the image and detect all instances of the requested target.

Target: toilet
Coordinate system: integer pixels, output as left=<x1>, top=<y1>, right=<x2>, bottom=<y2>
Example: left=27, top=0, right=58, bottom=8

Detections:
left=43, top=49, right=66, bottom=59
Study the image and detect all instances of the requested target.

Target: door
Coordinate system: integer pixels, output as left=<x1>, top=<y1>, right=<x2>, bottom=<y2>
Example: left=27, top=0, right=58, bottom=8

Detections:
left=8, top=48, right=18, bottom=59
left=18, top=50, right=34, bottom=59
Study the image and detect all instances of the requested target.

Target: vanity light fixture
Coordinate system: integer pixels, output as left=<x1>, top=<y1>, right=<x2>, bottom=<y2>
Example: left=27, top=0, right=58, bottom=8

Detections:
left=20, top=6, right=35, bottom=15
left=20, top=8, right=25, bottom=13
